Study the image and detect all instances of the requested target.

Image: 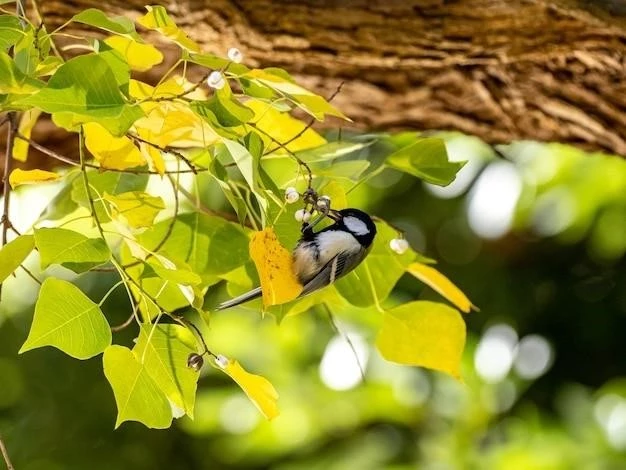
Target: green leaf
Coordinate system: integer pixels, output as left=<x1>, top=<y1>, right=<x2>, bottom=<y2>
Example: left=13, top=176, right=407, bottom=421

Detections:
left=335, top=221, right=415, bottom=307
left=376, top=301, right=466, bottom=379
left=17, top=54, right=143, bottom=135
left=0, top=50, right=44, bottom=95
left=73, top=8, right=139, bottom=38
left=144, top=257, right=202, bottom=286
left=0, top=235, right=34, bottom=283
left=293, top=141, right=372, bottom=163
left=133, top=324, right=199, bottom=417
left=385, top=137, right=465, bottom=186
left=103, top=191, right=164, bottom=228
left=71, top=170, right=149, bottom=222
left=137, top=5, right=199, bottom=52
left=103, top=345, right=172, bottom=429
left=0, top=15, right=23, bottom=50
left=186, top=52, right=249, bottom=75
left=34, top=227, right=111, bottom=272
left=138, top=212, right=250, bottom=283
left=20, top=278, right=112, bottom=359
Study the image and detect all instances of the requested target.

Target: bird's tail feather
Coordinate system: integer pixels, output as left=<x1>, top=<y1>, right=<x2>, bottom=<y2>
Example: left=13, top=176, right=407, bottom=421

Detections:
left=216, top=287, right=262, bottom=310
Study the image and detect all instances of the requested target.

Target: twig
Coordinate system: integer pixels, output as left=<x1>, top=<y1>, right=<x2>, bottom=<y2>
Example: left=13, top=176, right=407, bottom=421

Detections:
left=20, top=264, right=42, bottom=285
left=0, top=434, right=14, bottom=470
left=1, top=113, right=16, bottom=302
left=322, top=303, right=366, bottom=383
left=111, top=313, right=135, bottom=332
left=127, top=134, right=204, bottom=175
left=264, top=81, right=345, bottom=155
left=18, top=134, right=208, bottom=175
left=78, top=129, right=106, bottom=241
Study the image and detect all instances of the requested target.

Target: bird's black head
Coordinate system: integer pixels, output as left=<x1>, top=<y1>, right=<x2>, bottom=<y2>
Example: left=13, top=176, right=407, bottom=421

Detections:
left=330, top=208, right=377, bottom=248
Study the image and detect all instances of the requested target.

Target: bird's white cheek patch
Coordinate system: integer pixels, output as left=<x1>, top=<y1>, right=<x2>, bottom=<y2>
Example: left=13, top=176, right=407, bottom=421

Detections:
left=343, top=216, right=370, bottom=236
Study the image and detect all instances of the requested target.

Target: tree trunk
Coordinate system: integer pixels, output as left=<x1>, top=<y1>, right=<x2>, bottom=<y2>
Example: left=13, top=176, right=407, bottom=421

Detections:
left=30, top=0, right=626, bottom=157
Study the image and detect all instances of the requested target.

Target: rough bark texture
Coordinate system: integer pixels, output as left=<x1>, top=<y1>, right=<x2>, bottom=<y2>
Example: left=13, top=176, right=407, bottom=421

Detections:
left=27, top=0, right=626, bottom=158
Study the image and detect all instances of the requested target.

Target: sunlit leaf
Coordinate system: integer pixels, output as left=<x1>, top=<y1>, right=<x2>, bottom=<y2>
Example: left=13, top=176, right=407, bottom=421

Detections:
left=73, top=8, right=139, bottom=38
left=103, top=191, right=164, bottom=228
left=249, top=227, right=302, bottom=307
left=293, top=141, right=372, bottom=163
left=104, top=36, right=163, bottom=72
left=12, top=109, right=42, bottom=161
left=407, top=262, right=475, bottom=313
left=137, top=5, right=200, bottom=52
left=138, top=212, right=250, bottom=283
left=20, top=278, right=112, bottom=359
left=385, top=137, right=465, bottom=186
left=34, top=227, right=111, bottom=272
left=103, top=345, right=172, bottom=429
left=0, top=235, right=34, bottom=283
left=217, top=357, right=279, bottom=420
left=144, top=254, right=202, bottom=286
left=335, top=221, right=415, bottom=307
left=0, top=15, right=23, bottom=50
left=9, top=168, right=59, bottom=188
left=376, top=301, right=466, bottom=380
left=71, top=170, right=149, bottom=222
left=83, top=122, right=146, bottom=170
left=246, top=100, right=326, bottom=152
left=133, top=324, right=199, bottom=417
left=17, top=54, right=143, bottom=135
left=0, top=50, right=44, bottom=96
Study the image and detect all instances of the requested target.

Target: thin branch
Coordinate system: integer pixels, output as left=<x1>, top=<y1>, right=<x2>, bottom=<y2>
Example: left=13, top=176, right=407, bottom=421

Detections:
left=0, top=434, right=14, bottom=470
left=322, top=303, right=366, bottom=383
left=18, top=134, right=207, bottom=175
left=264, top=81, right=345, bottom=155
left=111, top=312, right=135, bottom=332
left=1, top=113, right=17, bottom=302
left=176, top=184, right=244, bottom=225
left=20, top=264, right=42, bottom=285
left=78, top=128, right=106, bottom=241
left=127, top=134, right=205, bottom=175
left=138, top=71, right=211, bottom=104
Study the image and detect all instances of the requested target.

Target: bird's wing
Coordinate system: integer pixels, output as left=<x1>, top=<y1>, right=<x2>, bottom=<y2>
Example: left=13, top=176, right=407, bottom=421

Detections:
left=300, top=247, right=368, bottom=297
left=215, top=287, right=262, bottom=310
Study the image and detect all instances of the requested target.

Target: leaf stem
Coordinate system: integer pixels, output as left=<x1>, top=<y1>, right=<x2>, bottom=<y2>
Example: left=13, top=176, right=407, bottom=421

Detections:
left=98, top=280, right=125, bottom=307
left=0, top=434, right=14, bottom=470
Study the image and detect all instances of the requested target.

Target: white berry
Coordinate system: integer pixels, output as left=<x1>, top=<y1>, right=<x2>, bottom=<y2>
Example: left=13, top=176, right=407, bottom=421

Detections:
left=389, top=238, right=409, bottom=254
left=207, top=71, right=225, bottom=89
left=316, top=195, right=331, bottom=210
left=227, top=47, right=243, bottom=63
left=295, top=209, right=311, bottom=222
left=214, top=354, right=229, bottom=369
left=285, top=187, right=299, bottom=204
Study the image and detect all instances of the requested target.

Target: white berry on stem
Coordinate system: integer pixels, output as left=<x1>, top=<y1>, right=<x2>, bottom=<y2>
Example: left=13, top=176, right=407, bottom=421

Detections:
left=285, top=187, right=299, bottom=203
left=227, top=47, right=243, bottom=63
left=389, top=238, right=409, bottom=254
left=207, top=71, right=226, bottom=89
left=295, top=209, right=311, bottom=222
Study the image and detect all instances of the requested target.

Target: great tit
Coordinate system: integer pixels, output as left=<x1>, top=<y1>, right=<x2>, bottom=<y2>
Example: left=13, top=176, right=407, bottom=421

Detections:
left=216, top=208, right=377, bottom=310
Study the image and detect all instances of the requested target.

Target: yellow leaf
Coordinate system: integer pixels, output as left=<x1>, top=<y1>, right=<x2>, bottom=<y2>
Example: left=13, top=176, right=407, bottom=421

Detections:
left=318, top=180, right=348, bottom=210
left=83, top=122, right=146, bottom=170
left=249, top=227, right=302, bottom=307
left=407, top=262, right=476, bottom=313
left=133, top=102, right=220, bottom=148
left=103, top=191, right=165, bottom=228
left=138, top=6, right=200, bottom=52
left=376, top=301, right=466, bottom=380
left=9, top=168, right=59, bottom=188
left=13, top=109, right=42, bottom=162
left=104, top=36, right=163, bottom=72
left=218, top=357, right=279, bottom=420
left=246, top=100, right=326, bottom=152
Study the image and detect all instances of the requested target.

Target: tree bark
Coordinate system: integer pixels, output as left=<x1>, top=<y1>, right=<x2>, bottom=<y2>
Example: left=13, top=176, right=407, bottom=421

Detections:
left=31, top=0, right=626, bottom=157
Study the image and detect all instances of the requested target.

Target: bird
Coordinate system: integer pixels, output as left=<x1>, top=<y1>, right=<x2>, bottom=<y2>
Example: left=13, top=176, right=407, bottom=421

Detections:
left=216, top=208, right=377, bottom=310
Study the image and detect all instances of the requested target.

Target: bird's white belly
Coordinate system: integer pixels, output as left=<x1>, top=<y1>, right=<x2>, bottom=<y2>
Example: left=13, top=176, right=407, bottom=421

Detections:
left=292, top=231, right=358, bottom=282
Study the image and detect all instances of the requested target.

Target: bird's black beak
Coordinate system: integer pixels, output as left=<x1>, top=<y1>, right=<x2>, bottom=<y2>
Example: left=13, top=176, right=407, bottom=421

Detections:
left=327, top=209, right=342, bottom=222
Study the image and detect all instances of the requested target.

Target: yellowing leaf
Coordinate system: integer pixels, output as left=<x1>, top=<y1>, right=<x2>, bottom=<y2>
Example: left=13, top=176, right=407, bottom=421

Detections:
left=376, top=301, right=466, bottom=380
left=246, top=100, right=326, bottom=152
left=83, top=122, right=146, bottom=170
left=218, top=357, right=279, bottom=420
left=138, top=5, right=200, bottom=52
left=407, top=262, right=475, bottom=313
left=13, top=109, right=42, bottom=162
left=104, top=36, right=163, bottom=72
left=249, top=227, right=302, bottom=307
left=138, top=134, right=165, bottom=175
left=103, top=191, right=165, bottom=228
left=133, top=102, right=220, bottom=148
left=9, top=168, right=59, bottom=188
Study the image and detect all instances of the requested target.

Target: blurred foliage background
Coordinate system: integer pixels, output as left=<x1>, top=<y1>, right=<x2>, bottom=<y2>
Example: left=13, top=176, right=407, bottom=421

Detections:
left=1, top=133, right=625, bottom=470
